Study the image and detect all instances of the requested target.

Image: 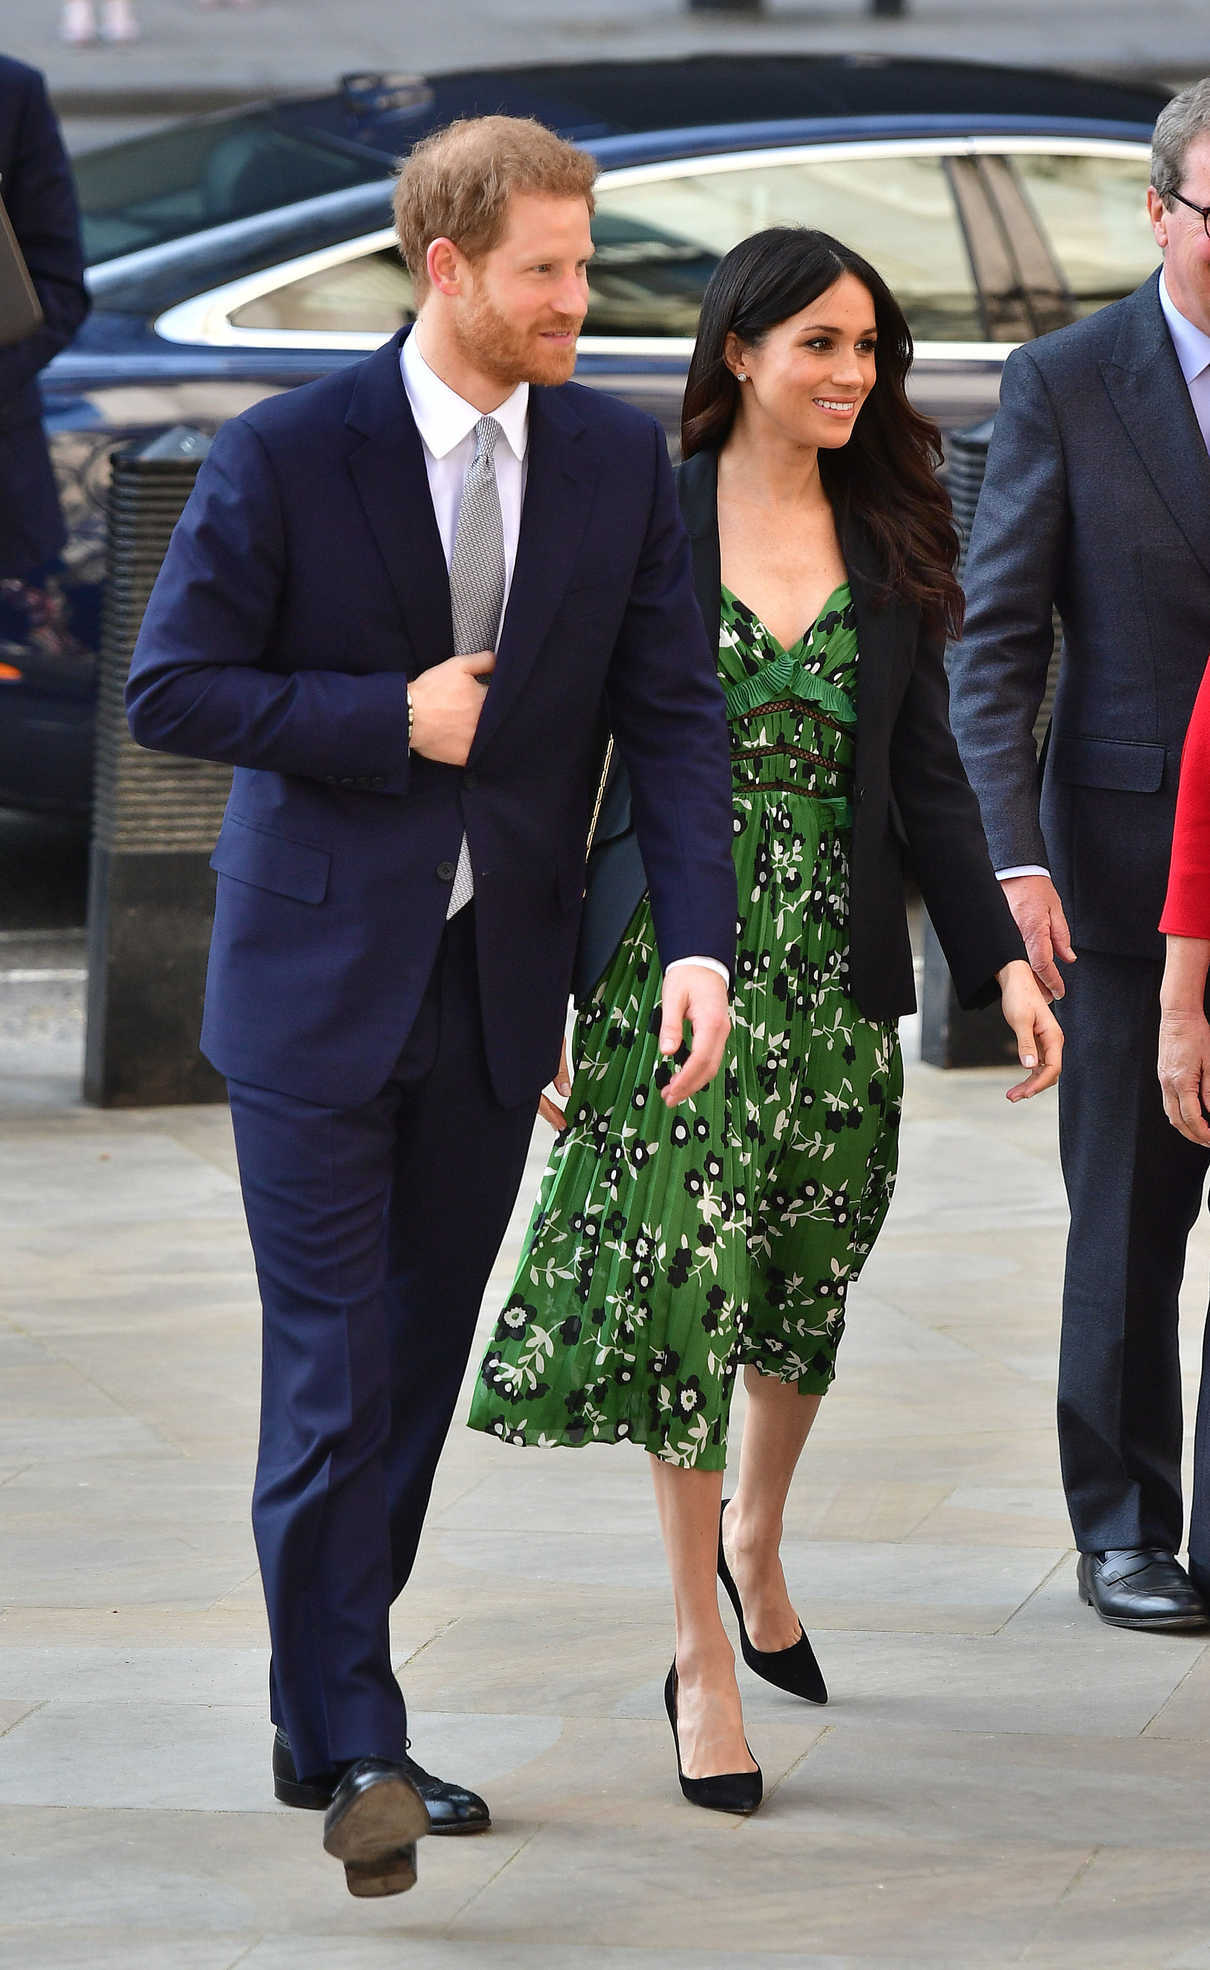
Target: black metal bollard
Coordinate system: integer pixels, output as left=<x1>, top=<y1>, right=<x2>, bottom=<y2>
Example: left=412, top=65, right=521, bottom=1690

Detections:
left=921, top=416, right=1064, bottom=1067
left=84, top=426, right=230, bottom=1106
left=919, top=916, right=1019, bottom=1071
left=921, top=418, right=1017, bottom=1069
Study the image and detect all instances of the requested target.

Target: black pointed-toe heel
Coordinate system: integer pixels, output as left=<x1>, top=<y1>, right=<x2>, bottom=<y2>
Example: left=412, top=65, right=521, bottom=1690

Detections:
left=718, top=1498, right=828, bottom=1704
left=663, top=1663, right=762, bottom=1815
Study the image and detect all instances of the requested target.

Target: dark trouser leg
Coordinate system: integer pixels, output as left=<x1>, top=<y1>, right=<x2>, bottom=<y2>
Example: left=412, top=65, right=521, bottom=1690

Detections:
left=382, top=910, right=537, bottom=1598
left=1056, top=949, right=1209, bottom=1552
left=229, top=911, right=537, bottom=1778
left=230, top=1068, right=410, bottom=1779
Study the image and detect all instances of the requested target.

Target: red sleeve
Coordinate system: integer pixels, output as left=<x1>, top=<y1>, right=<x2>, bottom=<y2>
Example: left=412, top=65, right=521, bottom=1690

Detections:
left=1160, top=653, right=1210, bottom=937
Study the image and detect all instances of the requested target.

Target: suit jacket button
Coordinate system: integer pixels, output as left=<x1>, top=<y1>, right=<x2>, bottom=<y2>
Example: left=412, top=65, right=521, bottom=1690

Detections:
left=463, top=770, right=477, bottom=790
left=437, top=860, right=457, bottom=881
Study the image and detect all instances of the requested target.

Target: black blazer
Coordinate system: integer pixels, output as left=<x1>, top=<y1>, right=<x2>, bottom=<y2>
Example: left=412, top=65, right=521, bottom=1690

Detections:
left=0, top=58, right=89, bottom=577
left=575, top=447, right=1023, bottom=1016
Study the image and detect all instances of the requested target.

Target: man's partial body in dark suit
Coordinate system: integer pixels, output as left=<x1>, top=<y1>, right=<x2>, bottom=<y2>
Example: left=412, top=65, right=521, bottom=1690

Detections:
left=126, top=126, right=737, bottom=1894
left=0, top=55, right=89, bottom=576
left=948, top=94, right=1210, bottom=1631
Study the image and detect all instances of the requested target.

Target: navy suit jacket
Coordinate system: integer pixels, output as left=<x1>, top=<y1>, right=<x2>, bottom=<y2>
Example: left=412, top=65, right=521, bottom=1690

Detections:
left=948, top=272, right=1210, bottom=960
left=0, top=57, right=89, bottom=577
left=125, top=331, right=737, bottom=1108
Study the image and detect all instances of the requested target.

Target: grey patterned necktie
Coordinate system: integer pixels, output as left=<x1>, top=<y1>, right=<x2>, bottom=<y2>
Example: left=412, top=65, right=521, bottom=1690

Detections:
left=445, top=415, right=505, bottom=917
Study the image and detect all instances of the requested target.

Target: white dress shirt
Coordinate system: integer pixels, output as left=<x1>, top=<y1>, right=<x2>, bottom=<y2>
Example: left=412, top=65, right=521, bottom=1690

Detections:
left=399, top=331, right=725, bottom=987
left=400, top=328, right=529, bottom=597
left=1158, top=268, right=1210, bottom=452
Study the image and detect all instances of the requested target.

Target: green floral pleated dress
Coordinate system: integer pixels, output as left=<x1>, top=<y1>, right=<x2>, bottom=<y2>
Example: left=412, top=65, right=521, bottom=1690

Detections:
left=467, top=583, right=904, bottom=1470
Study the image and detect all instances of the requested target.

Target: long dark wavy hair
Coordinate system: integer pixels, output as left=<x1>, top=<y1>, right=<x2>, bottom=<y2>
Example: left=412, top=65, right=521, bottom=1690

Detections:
left=681, top=227, right=963, bottom=638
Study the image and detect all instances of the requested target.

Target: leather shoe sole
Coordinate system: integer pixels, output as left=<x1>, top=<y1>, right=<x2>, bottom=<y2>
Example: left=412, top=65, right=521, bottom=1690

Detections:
left=274, top=1729, right=491, bottom=1833
left=322, top=1763, right=429, bottom=1899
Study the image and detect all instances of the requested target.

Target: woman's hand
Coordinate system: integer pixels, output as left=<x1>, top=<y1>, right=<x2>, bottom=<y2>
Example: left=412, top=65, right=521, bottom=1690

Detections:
left=1157, top=936, right=1210, bottom=1144
left=538, top=1040, right=572, bottom=1130
left=996, top=958, right=1063, bottom=1101
left=1158, top=1009, right=1210, bottom=1145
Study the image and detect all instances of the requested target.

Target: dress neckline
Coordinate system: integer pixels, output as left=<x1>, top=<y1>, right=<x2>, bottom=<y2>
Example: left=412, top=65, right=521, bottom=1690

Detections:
left=721, top=580, right=851, bottom=659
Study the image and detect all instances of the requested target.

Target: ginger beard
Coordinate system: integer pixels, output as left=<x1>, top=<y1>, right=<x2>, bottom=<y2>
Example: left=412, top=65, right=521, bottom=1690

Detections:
left=451, top=278, right=583, bottom=389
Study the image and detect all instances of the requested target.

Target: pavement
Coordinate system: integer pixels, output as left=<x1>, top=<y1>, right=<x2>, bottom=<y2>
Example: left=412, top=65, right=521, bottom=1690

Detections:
left=3, top=990, right=1210, bottom=1967
left=0, top=0, right=1208, bottom=151
left=3, top=4, right=1210, bottom=1960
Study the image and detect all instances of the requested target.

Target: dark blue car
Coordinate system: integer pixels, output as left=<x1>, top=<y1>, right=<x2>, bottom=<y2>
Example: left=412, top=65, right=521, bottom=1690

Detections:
left=3, top=53, right=1168, bottom=820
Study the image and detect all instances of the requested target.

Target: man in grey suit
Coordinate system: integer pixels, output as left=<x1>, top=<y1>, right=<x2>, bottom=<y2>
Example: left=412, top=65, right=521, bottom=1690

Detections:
left=948, top=79, right=1210, bottom=1631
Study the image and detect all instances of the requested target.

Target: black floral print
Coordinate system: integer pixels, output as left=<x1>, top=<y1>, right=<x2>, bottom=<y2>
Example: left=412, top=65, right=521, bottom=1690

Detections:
left=468, top=584, right=903, bottom=1468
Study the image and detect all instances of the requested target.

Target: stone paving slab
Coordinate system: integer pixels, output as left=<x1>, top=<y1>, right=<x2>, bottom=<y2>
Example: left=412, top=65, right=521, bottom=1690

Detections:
left=2, top=1050, right=1210, bottom=1963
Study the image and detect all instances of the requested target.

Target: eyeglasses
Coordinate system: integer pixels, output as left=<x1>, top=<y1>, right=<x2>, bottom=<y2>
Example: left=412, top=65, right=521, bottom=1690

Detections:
left=1167, top=188, right=1210, bottom=238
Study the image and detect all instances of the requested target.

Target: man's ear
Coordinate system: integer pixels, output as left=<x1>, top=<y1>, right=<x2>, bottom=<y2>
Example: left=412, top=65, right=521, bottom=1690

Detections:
left=426, top=236, right=463, bottom=297
left=1147, top=186, right=1170, bottom=252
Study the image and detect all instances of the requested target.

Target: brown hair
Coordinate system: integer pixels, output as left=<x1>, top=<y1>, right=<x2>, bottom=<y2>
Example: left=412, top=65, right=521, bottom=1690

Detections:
left=682, top=227, right=964, bottom=640
left=394, top=116, right=598, bottom=296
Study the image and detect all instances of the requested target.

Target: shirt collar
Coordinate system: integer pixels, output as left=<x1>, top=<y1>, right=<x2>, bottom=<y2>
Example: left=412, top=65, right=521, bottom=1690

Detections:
left=1159, top=269, right=1210, bottom=385
left=400, top=329, right=529, bottom=462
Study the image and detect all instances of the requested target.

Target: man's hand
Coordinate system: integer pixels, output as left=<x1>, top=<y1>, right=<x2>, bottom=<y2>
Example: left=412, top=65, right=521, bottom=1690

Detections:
left=996, top=958, right=1064, bottom=1101
left=658, top=965, right=730, bottom=1106
left=1158, top=1010, right=1210, bottom=1145
left=409, top=651, right=495, bottom=766
left=1000, top=873, right=1076, bottom=999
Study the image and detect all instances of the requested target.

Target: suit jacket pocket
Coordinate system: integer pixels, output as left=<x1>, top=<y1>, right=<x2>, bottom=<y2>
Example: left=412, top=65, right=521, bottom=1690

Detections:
left=1050, top=735, right=1165, bottom=793
left=210, top=815, right=330, bottom=904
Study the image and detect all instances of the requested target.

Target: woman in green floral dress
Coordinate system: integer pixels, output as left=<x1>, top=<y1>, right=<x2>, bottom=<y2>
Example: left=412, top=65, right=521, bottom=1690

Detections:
left=468, top=229, right=1061, bottom=1809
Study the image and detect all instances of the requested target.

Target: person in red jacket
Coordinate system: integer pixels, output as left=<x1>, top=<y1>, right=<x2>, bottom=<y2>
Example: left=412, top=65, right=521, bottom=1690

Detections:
left=1159, top=658, right=1210, bottom=1139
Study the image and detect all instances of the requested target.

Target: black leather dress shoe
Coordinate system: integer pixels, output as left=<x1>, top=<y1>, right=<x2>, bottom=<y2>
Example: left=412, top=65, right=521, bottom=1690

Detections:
left=322, top=1758, right=429, bottom=1898
left=1077, top=1549, right=1210, bottom=1630
left=273, top=1728, right=491, bottom=1833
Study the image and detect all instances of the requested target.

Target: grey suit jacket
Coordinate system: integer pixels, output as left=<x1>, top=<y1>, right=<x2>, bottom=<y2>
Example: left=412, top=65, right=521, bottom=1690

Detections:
left=947, top=271, right=1210, bottom=961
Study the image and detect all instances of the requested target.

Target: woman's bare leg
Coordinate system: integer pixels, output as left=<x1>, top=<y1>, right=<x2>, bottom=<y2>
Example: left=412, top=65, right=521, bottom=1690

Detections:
left=723, top=1369, right=823, bottom=1651
left=648, top=1454, right=757, bottom=1779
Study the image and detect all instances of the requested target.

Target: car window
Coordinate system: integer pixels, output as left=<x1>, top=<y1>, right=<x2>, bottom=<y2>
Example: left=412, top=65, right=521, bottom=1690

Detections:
left=227, top=247, right=415, bottom=332
left=76, top=114, right=388, bottom=264
left=997, top=151, right=1158, bottom=317
left=586, top=153, right=983, bottom=342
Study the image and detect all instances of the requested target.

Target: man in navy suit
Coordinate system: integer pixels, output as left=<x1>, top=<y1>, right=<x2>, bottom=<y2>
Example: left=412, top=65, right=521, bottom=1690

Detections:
left=0, top=55, right=89, bottom=577
left=126, top=115, right=736, bottom=1896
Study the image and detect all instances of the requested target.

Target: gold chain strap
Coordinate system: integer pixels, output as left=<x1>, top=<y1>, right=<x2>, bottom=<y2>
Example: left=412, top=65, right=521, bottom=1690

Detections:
left=585, top=736, right=615, bottom=856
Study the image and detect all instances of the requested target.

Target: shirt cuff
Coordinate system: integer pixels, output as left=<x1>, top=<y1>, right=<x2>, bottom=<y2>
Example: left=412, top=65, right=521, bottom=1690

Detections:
left=666, top=955, right=730, bottom=988
left=996, top=865, right=1050, bottom=881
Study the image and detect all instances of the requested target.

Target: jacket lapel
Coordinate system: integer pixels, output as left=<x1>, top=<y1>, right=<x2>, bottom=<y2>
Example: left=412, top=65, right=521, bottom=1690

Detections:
left=843, top=518, right=903, bottom=788
left=471, top=384, right=599, bottom=759
left=1101, top=274, right=1210, bottom=583
left=345, top=329, right=453, bottom=672
left=675, top=448, right=722, bottom=660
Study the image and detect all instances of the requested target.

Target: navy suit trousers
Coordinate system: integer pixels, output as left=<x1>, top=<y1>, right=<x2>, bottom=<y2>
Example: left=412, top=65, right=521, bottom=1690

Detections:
left=227, top=908, right=536, bottom=1779
left=1057, top=949, right=1210, bottom=1576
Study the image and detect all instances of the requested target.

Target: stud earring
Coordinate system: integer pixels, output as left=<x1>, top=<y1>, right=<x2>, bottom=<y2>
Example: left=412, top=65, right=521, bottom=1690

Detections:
left=736, top=371, right=747, bottom=382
